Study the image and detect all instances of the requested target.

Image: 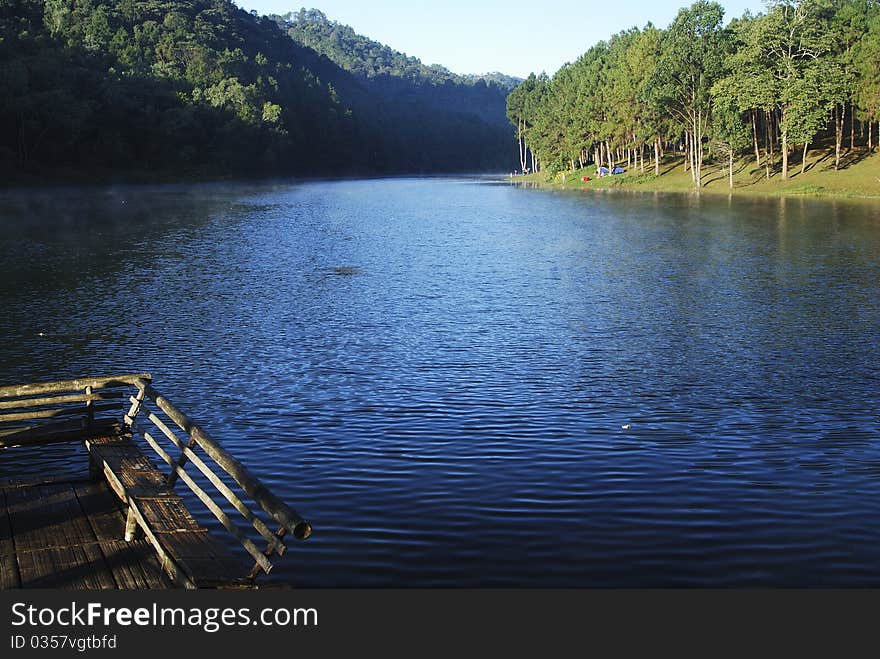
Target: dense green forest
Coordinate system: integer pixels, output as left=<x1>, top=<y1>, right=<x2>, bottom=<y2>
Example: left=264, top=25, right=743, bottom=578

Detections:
left=0, top=1, right=515, bottom=183
left=274, top=9, right=516, bottom=169
left=507, top=0, right=880, bottom=187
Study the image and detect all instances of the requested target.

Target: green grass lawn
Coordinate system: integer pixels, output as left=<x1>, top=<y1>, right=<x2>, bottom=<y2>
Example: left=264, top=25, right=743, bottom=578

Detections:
left=519, top=146, right=880, bottom=200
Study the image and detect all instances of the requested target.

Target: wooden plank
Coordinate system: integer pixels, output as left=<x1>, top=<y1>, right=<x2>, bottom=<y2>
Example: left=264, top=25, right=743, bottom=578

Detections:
left=0, top=391, right=122, bottom=411
left=0, top=418, right=121, bottom=449
left=132, top=497, right=202, bottom=533
left=115, top=463, right=169, bottom=494
left=90, top=441, right=155, bottom=467
left=0, top=401, right=119, bottom=423
left=124, top=499, right=195, bottom=589
left=97, top=461, right=175, bottom=503
left=0, top=374, right=151, bottom=399
left=86, top=433, right=132, bottom=447
left=4, top=482, right=116, bottom=589
left=0, top=553, right=21, bottom=589
left=17, top=543, right=116, bottom=589
left=70, top=482, right=171, bottom=589
left=0, top=488, right=22, bottom=588
left=88, top=440, right=173, bottom=499
left=0, top=488, right=12, bottom=547
left=5, top=484, right=99, bottom=552
left=155, top=530, right=247, bottom=588
left=98, top=540, right=171, bottom=589
left=0, top=475, right=92, bottom=490
left=72, top=481, right=127, bottom=539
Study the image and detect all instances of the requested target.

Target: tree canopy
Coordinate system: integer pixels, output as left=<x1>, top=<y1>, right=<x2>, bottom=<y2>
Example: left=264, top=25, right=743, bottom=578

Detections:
left=506, top=0, right=880, bottom=186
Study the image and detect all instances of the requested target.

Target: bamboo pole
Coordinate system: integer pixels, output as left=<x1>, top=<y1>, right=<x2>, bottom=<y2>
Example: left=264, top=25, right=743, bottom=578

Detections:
left=85, top=385, right=94, bottom=427
left=0, top=391, right=120, bottom=410
left=0, top=401, right=119, bottom=423
left=0, top=374, right=151, bottom=398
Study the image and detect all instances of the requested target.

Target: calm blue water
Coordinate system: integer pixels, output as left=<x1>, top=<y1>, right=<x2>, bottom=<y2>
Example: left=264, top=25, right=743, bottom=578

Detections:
left=2, top=178, right=880, bottom=586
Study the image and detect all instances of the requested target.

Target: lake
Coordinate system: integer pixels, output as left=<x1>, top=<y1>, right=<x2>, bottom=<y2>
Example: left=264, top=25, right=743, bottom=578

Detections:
left=2, top=177, right=880, bottom=586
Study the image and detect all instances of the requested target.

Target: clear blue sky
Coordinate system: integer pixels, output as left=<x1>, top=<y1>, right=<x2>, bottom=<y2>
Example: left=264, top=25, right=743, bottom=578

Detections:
left=237, top=1, right=768, bottom=78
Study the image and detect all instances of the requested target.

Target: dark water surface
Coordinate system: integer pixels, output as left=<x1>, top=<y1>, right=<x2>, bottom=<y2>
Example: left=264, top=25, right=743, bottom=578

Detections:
left=2, top=178, right=880, bottom=586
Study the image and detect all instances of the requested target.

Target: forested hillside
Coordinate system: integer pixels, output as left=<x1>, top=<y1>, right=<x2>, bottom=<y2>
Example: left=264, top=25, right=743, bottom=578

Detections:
left=275, top=9, right=514, bottom=147
left=0, top=1, right=515, bottom=183
left=508, top=0, right=880, bottom=187
left=275, top=8, right=518, bottom=124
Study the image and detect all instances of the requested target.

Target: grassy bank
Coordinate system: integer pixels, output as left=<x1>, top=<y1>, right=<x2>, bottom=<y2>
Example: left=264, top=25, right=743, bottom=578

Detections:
left=514, top=147, right=880, bottom=200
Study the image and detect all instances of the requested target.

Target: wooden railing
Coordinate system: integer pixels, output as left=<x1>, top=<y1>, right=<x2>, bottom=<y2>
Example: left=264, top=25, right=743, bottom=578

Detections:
left=124, top=378, right=311, bottom=579
left=0, top=374, right=149, bottom=449
left=1, top=373, right=311, bottom=582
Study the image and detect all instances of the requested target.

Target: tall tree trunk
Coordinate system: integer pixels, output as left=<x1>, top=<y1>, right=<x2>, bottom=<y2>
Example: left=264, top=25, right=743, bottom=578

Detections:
left=690, top=111, right=701, bottom=188
left=870, top=121, right=874, bottom=151
left=752, top=110, right=761, bottom=166
left=654, top=137, right=660, bottom=176
left=850, top=102, right=855, bottom=151
left=684, top=131, right=690, bottom=171
left=834, top=104, right=843, bottom=170
left=801, top=142, right=808, bottom=176
left=729, top=149, right=734, bottom=189
left=696, top=111, right=703, bottom=188
left=781, top=108, right=788, bottom=180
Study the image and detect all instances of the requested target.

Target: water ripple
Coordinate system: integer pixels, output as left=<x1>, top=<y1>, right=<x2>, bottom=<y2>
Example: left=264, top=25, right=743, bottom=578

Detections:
left=1, top=179, right=880, bottom=586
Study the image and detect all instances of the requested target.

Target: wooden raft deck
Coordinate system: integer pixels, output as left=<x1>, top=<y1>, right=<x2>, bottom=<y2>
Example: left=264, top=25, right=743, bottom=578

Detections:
left=0, top=374, right=311, bottom=590
left=1, top=477, right=173, bottom=589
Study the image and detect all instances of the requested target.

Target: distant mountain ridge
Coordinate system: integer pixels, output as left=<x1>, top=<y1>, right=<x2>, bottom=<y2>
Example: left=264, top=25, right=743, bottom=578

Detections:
left=273, top=9, right=516, bottom=128
left=464, top=72, right=523, bottom=91
left=274, top=9, right=521, bottom=90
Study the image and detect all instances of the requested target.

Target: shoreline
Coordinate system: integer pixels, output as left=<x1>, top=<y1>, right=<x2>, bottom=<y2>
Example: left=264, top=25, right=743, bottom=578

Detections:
left=0, top=169, right=509, bottom=193
left=510, top=150, right=880, bottom=202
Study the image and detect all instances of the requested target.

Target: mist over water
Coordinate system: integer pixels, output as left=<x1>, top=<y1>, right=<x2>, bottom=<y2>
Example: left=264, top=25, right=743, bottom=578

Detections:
left=2, top=178, right=880, bottom=586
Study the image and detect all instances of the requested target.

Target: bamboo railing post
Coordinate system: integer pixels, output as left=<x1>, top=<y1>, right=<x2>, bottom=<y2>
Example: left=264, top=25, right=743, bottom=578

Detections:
left=124, top=507, right=141, bottom=542
left=123, top=385, right=146, bottom=428
left=166, top=435, right=196, bottom=487
left=247, top=526, right=288, bottom=581
left=84, top=385, right=94, bottom=429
